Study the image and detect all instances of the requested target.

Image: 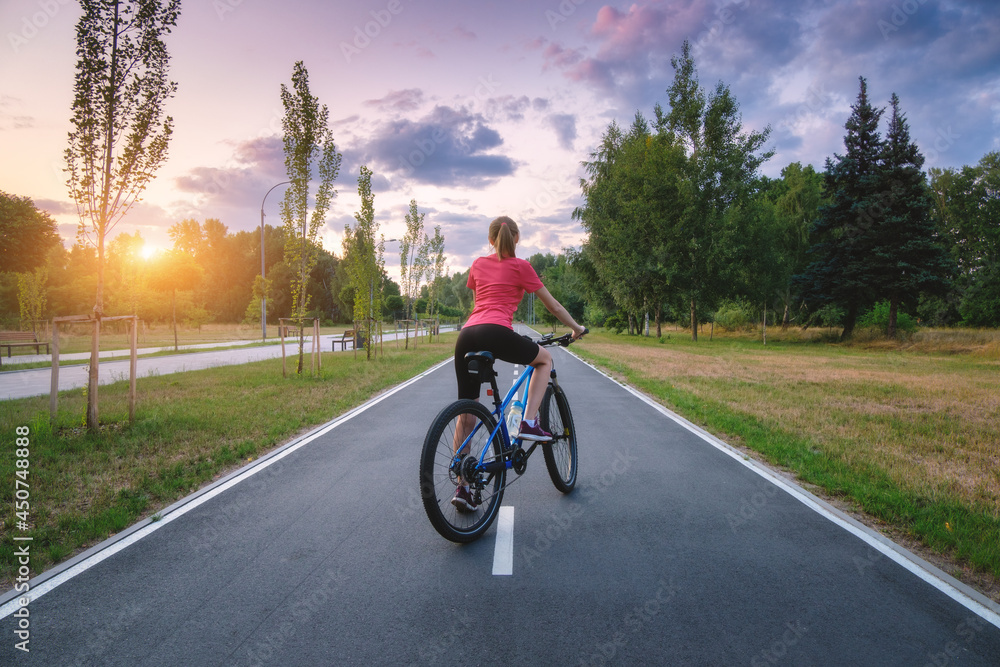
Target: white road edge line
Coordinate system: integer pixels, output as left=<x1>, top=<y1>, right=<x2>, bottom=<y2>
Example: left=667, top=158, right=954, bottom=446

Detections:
left=0, top=357, right=454, bottom=619
left=563, top=348, right=1000, bottom=630
left=493, top=506, right=515, bottom=576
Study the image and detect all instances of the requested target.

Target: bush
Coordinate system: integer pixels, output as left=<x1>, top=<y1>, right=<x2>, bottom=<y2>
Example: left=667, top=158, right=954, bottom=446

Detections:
left=806, top=304, right=845, bottom=329
left=713, top=299, right=754, bottom=332
left=605, top=311, right=628, bottom=334
left=584, top=303, right=611, bottom=328
left=858, top=300, right=918, bottom=336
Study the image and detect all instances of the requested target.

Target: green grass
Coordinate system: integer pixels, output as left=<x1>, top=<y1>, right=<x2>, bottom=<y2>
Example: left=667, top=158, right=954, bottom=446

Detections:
left=575, top=327, right=1000, bottom=589
left=0, top=335, right=456, bottom=588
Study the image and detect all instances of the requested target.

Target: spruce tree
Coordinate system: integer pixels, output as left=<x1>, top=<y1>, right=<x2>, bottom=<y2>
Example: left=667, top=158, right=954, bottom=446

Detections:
left=797, top=77, right=884, bottom=338
left=871, top=94, right=953, bottom=337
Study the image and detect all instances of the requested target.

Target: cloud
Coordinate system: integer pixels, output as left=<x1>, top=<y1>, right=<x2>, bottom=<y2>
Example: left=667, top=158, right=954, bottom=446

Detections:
left=363, top=89, right=425, bottom=112
left=173, top=136, right=286, bottom=207
left=488, top=95, right=533, bottom=122
left=363, top=105, right=517, bottom=187
left=34, top=199, right=76, bottom=215
left=547, top=113, right=577, bottom=150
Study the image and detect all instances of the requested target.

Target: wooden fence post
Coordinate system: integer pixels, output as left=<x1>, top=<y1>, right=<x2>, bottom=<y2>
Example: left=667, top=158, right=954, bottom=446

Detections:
left=50, top=320, right=59, bottom=423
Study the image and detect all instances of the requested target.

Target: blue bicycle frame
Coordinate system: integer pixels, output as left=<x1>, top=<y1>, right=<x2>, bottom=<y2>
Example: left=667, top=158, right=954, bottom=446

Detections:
left=456, top=363, right=536, bottom=472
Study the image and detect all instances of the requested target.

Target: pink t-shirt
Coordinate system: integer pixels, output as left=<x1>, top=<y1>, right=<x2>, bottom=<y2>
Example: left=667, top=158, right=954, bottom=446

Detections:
left=464, top=255, right=544, bottom=329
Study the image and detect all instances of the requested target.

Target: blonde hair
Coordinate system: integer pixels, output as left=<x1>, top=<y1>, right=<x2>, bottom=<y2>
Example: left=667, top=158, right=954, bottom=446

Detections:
left=489, top=216, right=519, bottom=259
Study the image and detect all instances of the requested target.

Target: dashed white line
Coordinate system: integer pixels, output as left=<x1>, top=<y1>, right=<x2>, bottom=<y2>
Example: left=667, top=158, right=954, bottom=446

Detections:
left=492, top=506, right=515, bottom=575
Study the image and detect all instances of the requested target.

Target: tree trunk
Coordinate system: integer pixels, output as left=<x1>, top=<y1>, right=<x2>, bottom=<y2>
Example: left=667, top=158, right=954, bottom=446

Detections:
left=762, top=301, right=767, bottom=346
left=655, top=305, right=662, bottom=338
left=87, top=0, right=121, bottom=432
left=172, top=289, right=178, bottom=352
left=297, top=325, right=304, bottom=374
left=690, top=297, right=698, bottom=342
left=841, top=302, right=858, bottom=340
left=781, top=289, right=790, bottom=331
left=887, top=296, right=898, bottom=339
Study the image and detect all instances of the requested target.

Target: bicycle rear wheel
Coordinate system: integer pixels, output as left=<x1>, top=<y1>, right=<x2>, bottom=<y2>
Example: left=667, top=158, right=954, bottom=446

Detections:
left=540, top=384, right=578, bottom=493
left=419, top=400, right=507, bottom=543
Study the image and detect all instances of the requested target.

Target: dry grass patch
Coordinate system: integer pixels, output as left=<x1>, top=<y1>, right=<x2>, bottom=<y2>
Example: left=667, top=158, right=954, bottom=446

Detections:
left=583, top=331, right=1000, bottom=517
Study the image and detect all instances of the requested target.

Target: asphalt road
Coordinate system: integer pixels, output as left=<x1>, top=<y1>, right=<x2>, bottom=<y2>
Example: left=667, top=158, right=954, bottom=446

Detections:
left=2, top=339, right=999, bottom=665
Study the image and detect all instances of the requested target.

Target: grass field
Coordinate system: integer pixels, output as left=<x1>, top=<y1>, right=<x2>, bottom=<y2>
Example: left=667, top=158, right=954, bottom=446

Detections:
left=0, top=334, right=456, bottom=589
left=570, top=325, right=1000, bottom=599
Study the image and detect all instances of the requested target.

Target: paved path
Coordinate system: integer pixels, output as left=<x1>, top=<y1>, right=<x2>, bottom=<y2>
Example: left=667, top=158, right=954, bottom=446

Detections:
left=1, top=335, right=998, bottom=665
left=0, top=330, right=447, bottom=401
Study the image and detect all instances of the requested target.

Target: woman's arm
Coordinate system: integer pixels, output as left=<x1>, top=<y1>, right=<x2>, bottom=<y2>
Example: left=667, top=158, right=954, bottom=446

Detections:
left=534, top=286, right=587, bottom=339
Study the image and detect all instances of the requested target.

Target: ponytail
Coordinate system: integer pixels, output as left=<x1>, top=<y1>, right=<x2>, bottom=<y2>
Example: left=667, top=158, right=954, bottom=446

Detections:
left=489, top=216, right=519, bottom=259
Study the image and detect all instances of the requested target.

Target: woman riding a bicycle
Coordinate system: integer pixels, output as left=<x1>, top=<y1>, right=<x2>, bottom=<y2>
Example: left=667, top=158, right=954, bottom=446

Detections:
left=452, top=215, right=586, bottom=510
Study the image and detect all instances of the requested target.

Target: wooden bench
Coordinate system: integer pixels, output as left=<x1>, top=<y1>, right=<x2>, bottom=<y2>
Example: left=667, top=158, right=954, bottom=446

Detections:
left=333, top=329, right=358, bottom=351
left=0, top=331, right=50, bottom=357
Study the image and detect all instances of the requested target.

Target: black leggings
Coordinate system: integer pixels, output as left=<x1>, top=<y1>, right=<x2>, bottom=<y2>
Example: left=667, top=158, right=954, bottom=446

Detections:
left=454, top=324, right=540, bottom=400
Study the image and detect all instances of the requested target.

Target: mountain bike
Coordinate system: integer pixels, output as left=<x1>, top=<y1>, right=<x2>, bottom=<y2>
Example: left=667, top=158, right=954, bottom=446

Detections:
left=419, top=330, right=585, bottom=543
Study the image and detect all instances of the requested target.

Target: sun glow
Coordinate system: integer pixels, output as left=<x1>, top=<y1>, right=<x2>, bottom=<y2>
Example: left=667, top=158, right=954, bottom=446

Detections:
left=140, top=244, right=161, bottom=260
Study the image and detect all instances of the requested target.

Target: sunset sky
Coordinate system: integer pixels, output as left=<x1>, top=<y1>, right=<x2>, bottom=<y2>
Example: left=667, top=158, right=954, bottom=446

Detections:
left=2, top=0, right=998, bottom=279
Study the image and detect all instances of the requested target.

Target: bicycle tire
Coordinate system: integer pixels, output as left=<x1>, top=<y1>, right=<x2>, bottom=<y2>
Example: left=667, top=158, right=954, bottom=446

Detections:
left=540, top=384, right=578, bottom=493
left=419, top=399, right=507, bottom=543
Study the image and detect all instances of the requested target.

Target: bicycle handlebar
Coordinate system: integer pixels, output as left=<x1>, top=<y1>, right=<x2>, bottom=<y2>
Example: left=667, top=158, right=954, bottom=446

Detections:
left=535, top=328, right=588, bottom=348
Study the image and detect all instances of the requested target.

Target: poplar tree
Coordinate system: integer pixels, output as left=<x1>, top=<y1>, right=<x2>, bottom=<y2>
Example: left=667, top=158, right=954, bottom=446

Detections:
left=64, top=0, right=181, bottom=429
left=279, top=60, right=342, bottom=373
left=425, top=225, right=446, bottom=339
left=344, top=166, right=383, bottom=360
left=399, top=199, right=425, bottom=323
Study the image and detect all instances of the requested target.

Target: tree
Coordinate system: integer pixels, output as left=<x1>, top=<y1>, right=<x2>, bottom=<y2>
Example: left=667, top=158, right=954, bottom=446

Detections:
left=147, top=249, right=203, bottom=351
left=399, top=199, right=425, bottom=323
left=243, top=275, right=273, bottom=326
left=64, top=0, right=180, bottom=430
left=576, top=117, right=683, bottom=336
left=929, top=152, right=1000, bottom=326
left=771, top=164, right=824, bottom=328
left=17, top=267, right=48, bottom=332
left=343, top=166, right=384, bottom=360
left=869, top=94, right=953, bottom=337
left=106, top=231, right=146, bottom=317
left=425, top=225, right=446, bottom=339
left=796, top=77, right=885, bottom=339
left=279, top=60, right=342, bottom=373
left=656, top=40, right=773, bottom=340
left=0, top=192, right=62, bottom=273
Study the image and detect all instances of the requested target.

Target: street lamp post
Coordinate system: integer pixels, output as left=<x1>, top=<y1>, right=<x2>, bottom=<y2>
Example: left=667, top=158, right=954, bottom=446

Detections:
left=260, top=181, right=291, bottom=340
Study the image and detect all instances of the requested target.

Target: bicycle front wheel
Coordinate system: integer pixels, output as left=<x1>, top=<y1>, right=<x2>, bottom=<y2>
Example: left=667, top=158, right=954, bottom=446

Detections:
left=540, top=384, right=578, bottom=493
left=419, top=400, right=507, bottom=543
